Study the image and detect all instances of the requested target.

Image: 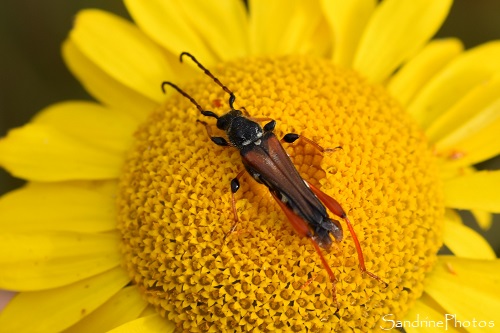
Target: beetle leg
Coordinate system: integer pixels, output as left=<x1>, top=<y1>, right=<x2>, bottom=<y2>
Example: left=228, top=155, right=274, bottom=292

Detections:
left=271, top=191, right=340, bottom=312
left=306, top=180, right=388, bottom=287
left=240, top=106, right=250, bottom=116
left=196, top=120, right=230, bottom=146
left=308, top=238, right=340, bottom=312
left=301, top=272, right=317, bottom=289
left=223, top=170, right=246, bottom=242
left=281, top=133, right=341, bottom=153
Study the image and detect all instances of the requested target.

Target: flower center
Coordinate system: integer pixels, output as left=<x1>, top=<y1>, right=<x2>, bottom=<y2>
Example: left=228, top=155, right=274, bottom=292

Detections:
left=117, top=56, right=444, bottom=332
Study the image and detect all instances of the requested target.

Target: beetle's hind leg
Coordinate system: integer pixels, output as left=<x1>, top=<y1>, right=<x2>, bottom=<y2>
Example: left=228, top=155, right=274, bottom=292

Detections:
left=271, top=191, right=341, bottom=312
left=306, top=180, right=388, bottom=288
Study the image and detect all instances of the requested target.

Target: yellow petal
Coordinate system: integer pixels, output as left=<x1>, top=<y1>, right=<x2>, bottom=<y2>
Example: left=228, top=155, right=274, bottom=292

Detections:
left=0, top=231, right=121, bottom=290
left=0, top=123, right=123, bottom=181
left=62, top=40, right=158, bottom=122
left=409, top=41, right=500, bottom=128
left=124, top=0, right=217, bottom=65
left=425, top=256, right=500, bottom=330
left=438, top=161, right=461, bottom=181
left=0, top=181, right=117, bottom=233
left=177, top=0, right=249, bottom=60
left=249, top=0, right=324, bottom=55
left=471, top=209, right=493, bottom=230
left=321, top=0, right=376, bottom=67
left=428, top=73, right=500, bottom=143
left=444, top=208, right=462, bottom=224
left=429, top=93, right=500, bottom=168
left=70, top=9, right=173, bottom=103
left=388, top=38, right=463, bottom=106
left=139, top=306, right=157, bottom=317
left=444, top=170, right=500, bottom=213
left=300, top=19, right=332, bottom=58
left=443, top=219, right=496, bottom=260
left=440, top=117, right=500, bottom=169
left=0, top=267, right=130, bottom=333
left=106, top=314, right=175, bottom=333
left=404, top=294, right=462, bottom=333
left=353, top=0, right=452, bottom=82
left=34, top=101, right=137, bottom=153
left=440, top=163, right=482, bottom=184
left=64, top=286, right=148, bottom=333
left=431, top=81, right=500, bottom=167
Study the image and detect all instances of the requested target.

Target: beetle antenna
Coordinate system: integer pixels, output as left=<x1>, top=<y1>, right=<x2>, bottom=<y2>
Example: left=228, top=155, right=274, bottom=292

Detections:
left=180, top=52, right=236, bottom=110
left=162, top=81, right=219, bottom=119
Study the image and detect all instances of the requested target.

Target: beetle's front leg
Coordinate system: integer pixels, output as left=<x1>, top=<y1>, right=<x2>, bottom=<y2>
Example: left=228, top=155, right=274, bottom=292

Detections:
left=197, top=120, right=230, bottom=146
left=281, top=133, right=341, bottom=153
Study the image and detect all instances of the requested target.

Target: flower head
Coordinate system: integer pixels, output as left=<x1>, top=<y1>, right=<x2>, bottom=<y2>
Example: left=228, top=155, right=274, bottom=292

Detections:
left=0, top=1, right=499, bottom=332
left=118, top=55, right=443, bottom=331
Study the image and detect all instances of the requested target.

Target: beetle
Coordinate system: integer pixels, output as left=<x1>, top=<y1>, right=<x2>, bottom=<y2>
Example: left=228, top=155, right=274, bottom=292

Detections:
left=162, top=52, right=386, bottom=311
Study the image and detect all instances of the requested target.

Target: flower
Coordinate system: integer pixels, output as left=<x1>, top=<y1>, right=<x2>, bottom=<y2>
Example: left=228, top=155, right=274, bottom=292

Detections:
left=0, top=0, right=499, bottom=332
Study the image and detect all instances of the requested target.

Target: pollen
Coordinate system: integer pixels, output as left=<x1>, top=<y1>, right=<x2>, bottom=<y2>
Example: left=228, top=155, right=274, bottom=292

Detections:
left=117, top=56, right=444, bottom=332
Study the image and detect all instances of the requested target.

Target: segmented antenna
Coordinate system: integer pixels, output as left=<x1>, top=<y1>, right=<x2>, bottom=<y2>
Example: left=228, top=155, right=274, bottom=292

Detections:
left=161, top=81, right=220, bottom=119
left=180, top=52, right=236, bottom=109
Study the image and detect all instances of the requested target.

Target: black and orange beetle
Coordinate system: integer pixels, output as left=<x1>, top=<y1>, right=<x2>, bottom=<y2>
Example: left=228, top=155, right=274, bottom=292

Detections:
left=162, top=52, right=386, bottom=310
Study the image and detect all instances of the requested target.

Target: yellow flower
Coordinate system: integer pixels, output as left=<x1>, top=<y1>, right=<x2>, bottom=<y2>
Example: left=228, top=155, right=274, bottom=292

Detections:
left=0, top=0, right=499, bottom=332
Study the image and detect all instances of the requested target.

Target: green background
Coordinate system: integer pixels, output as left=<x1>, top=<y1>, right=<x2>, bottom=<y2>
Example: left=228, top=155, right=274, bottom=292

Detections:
left=0, top=1, right=499, bottom=254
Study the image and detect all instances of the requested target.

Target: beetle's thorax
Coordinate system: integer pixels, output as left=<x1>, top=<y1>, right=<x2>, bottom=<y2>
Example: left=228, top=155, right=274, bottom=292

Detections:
left=217, top=110, right=264, bottom=149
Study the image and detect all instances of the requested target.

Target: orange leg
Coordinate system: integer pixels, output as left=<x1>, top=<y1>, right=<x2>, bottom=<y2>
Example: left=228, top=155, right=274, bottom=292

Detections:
left=281, top=133, right=342, bottom=153
left=271, top=192, right=340, bottom=312
left=301, top=272, right=317, bottom=289
left=223, top=170, right=246, bottom=242
left=196, top=120, right=230, bottom=147
left=306, top=181, right=388, bottom=287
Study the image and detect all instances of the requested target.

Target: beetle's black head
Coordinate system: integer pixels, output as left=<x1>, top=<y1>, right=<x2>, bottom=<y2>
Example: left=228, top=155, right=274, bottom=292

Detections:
left=216, top=109, right=242, bottom=130
left=217, top=111, right=264, bottom=149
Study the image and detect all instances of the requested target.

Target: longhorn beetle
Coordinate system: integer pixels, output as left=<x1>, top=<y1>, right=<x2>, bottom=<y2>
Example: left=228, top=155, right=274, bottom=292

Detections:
left=162, top=52, right=387, bottom=311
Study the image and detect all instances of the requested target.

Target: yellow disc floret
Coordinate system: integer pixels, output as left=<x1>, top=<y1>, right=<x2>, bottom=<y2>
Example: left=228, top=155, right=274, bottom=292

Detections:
left=117, top=56, right=444, bottom=332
